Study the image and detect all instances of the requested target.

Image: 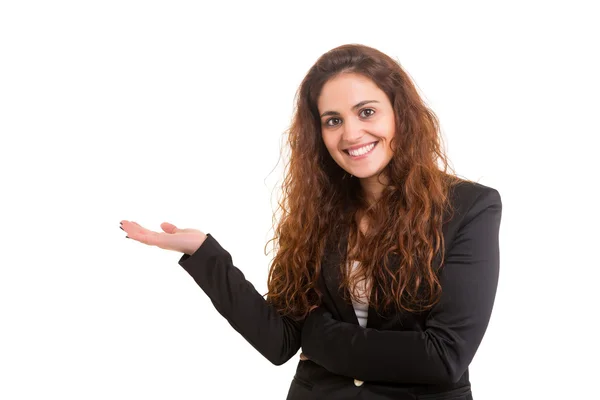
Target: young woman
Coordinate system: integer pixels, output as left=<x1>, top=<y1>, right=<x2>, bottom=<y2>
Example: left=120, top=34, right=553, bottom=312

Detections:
left=120, top=44, right=502, bottom=400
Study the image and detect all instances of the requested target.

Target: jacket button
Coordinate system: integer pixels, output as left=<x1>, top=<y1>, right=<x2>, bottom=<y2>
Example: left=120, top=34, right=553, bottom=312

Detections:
left=354, top=379, right=364, bottom=387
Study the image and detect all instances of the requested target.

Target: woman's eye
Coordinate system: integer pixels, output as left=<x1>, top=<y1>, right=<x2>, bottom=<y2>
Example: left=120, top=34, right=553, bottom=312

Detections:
left=360, top=108, right=375, bottom=118
left=324, top=110, right=373, bottom=127
left=325, top=117, right=341, bottom=127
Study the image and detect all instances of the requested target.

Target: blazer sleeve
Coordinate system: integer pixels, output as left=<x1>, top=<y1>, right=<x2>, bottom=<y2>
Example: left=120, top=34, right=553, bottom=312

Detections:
left=301, top=188, right=502, bottom=384
left=177, top=234, right=303, bottom=366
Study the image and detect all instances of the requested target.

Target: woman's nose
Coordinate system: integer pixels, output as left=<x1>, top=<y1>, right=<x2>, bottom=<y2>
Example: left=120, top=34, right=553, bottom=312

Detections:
left=342, top=120, right=365, bottom=142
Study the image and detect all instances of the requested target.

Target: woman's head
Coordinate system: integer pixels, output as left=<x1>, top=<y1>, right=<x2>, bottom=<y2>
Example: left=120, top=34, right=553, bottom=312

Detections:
left=292, top=44, right=446, bottom=203
left=318, top=72, right=396, bottom=201
left=267, top=44, right=461, bottom=319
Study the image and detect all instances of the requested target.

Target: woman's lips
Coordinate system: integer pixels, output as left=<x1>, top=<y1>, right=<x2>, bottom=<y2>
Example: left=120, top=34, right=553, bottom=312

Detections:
left=344, top=141, right=378, bottom=160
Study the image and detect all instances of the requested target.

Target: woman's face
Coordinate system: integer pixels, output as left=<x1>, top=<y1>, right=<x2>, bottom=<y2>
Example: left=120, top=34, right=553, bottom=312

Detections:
left=318, top=72, right=396, bottom=182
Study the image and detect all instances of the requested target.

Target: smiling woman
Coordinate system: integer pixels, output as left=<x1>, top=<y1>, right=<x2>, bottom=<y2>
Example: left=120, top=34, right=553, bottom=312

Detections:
left=122, top=44, right=501, bottom=400
left=318, top=73, right=397, bottom=196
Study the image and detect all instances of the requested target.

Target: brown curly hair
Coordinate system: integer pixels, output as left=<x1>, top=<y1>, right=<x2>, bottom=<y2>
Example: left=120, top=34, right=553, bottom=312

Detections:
left=265, top=44, right=468, bottom=320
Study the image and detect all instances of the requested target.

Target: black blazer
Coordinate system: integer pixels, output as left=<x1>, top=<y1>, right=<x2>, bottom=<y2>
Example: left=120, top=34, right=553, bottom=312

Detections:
left=178, top=180, right=502, bottom=400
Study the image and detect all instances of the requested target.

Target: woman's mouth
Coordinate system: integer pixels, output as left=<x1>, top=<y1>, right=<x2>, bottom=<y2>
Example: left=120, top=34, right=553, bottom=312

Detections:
left=344, top=141, right=378, bottom=160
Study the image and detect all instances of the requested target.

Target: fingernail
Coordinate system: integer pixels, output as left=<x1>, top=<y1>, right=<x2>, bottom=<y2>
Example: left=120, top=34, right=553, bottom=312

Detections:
left=120, top=226, right=124, bottom=231
left=126, top=236, right=130, bottom=239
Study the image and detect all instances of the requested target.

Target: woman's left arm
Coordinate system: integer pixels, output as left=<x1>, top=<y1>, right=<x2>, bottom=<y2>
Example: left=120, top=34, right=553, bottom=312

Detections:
left=301, top=188, right=502, bottom=385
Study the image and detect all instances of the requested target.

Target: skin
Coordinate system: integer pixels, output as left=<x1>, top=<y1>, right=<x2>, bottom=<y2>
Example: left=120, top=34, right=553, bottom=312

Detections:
left=318, top=72, right=396, bottom=205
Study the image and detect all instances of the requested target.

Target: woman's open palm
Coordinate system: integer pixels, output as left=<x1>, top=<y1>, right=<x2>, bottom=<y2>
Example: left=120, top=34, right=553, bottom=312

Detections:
left=120, top=220, right=207, bottom=255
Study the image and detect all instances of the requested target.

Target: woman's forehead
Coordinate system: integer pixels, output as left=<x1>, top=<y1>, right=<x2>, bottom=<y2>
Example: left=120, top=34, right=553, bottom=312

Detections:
left=318, top=74, right=387, bottom=112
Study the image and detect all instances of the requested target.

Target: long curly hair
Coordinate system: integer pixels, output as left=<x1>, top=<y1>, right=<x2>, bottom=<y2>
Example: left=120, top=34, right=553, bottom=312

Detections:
left=265, top=44, right=467, bottom=320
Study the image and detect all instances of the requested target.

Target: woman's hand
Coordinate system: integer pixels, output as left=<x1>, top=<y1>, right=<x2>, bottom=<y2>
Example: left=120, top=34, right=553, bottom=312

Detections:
left=120, top=220, right=207, bottom=255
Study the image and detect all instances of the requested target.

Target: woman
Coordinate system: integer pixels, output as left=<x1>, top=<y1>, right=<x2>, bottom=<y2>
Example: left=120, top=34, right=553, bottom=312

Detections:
left=120, top=44, right=502, bottom=400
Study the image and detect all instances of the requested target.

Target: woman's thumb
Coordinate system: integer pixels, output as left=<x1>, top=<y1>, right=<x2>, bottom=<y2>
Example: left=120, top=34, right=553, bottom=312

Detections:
left=160, top=222, right=179, bottom=234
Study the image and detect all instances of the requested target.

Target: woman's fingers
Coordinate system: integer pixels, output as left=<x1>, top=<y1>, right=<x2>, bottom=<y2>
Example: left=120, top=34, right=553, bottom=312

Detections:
left=121, top=220, right=206, bottom=254
left=139, top=230, right=161, bottom=247
left=160, top=222, right=178, bottom=234
left=121, top=221, right=160, bottom=246
left=120, top=220, right=181, bottom=251
left=121, top=220, right=139, bottom=231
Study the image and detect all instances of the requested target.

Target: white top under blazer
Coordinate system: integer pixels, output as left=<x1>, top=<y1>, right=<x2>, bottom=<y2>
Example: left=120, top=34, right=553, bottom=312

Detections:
left=349, top=260, right=370, bottom=328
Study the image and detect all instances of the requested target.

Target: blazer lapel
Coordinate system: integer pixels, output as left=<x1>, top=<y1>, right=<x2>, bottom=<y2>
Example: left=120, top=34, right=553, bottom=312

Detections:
left=321, top=221, right=359, bottom=325
left=366, top=276, right=385, bottom=329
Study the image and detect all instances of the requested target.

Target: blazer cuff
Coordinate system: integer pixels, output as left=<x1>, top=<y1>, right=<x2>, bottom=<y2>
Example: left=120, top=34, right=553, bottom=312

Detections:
left=178, top=233, right=230, bottom=273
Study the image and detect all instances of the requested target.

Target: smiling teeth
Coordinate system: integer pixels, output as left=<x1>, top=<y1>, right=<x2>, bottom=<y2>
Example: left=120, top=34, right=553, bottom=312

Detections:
left=348, top=143, right=375, bottom=157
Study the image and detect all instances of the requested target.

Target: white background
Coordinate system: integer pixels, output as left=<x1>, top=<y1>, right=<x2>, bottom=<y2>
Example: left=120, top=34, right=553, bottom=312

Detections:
left=1, top=1, right=598, bottom=399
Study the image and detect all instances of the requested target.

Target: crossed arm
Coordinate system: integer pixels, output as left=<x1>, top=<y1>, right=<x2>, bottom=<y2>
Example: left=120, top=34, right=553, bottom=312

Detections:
left=300, top=188, right=502, bottom=385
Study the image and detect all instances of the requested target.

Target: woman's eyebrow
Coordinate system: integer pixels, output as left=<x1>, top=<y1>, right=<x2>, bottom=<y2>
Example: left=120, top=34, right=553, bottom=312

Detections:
left=319, top=100, right=380, bottom=118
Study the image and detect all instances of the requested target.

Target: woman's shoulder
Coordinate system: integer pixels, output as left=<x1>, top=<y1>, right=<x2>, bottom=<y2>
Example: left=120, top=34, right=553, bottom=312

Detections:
left=444, top=175, right=502, bottom=225
left=446, top=175, right=500, bottom=206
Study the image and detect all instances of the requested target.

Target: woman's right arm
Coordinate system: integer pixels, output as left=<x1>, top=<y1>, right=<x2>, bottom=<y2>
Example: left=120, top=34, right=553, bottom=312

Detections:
left=178, top=233, right=303, bottom=366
